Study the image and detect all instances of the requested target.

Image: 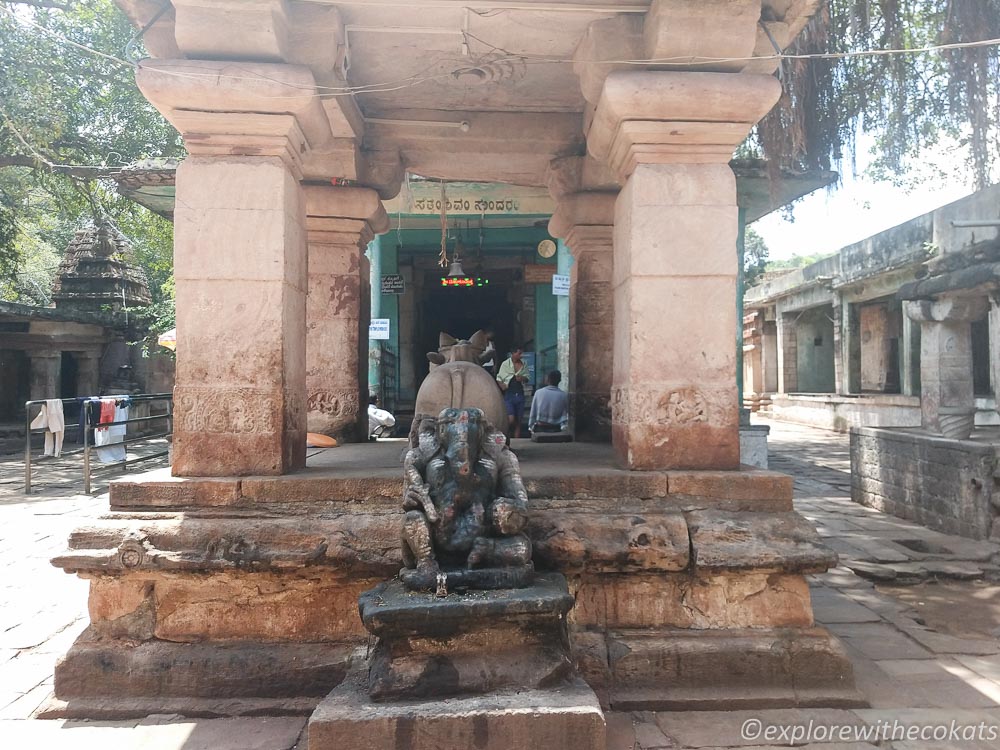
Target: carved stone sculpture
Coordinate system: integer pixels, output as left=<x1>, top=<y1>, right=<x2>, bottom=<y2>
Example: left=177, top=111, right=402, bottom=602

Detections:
left=411, top=330, right=508, bottom=441
left=400, top=407, right=532, bottom=592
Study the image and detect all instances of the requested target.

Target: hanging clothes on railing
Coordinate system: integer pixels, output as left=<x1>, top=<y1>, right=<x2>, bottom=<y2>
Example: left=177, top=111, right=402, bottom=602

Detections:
left=29, top=399, right=65, bottom=457
left=94, top=396, right=128, bottom=464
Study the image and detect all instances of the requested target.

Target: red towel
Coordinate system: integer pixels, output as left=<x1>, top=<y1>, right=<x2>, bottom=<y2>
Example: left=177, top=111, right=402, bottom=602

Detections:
left=99, top=399, right=115, bottom=426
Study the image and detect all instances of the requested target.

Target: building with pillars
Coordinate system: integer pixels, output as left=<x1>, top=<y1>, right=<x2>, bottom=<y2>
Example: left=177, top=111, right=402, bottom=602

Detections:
left=49, top=0, right=870, bottom=730
left=0, top=221, right=166, bottom=427
left=743, top=186, right=1000, bottom=433
left=743, top=185, right=1000, bottom=541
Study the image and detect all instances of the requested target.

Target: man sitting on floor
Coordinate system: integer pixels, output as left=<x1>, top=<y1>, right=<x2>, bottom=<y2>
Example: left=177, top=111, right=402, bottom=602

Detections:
left=528, top=370, right=569, bottom=434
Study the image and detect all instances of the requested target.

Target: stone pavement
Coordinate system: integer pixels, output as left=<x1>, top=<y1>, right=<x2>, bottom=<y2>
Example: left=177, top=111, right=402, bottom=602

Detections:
left=0, top=419, right=998, bottom=748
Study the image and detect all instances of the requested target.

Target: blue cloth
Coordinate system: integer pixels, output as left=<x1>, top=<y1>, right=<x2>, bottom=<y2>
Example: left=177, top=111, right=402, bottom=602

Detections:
left=504, top=390, right=525, bottom=421
left=528, top=385, right=569, bottom=431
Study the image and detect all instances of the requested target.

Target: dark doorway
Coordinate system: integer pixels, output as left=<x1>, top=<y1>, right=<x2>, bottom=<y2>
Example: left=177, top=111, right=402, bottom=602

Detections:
left=60, top=352, right=79, bottom=400
left=0, top=349, right=30, bottom=421
left=416, top=274, right=516, bottom=389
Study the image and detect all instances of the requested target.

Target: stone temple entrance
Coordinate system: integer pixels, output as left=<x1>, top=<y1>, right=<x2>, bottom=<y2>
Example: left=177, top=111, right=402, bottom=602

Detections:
left=48, top=0, right=863, bottom=741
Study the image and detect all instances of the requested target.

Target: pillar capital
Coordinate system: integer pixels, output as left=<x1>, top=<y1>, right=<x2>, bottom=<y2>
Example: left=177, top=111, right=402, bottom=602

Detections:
left=587, top=71, right=781, bottom=178
left=548, top=191, right=617, bottom=240
left=302, top=185, right=389, bottom=249
left=905, top=297, right=989, bottom=324
left=136, top=59, right=334, bottom=177
left=545, top=156, right=619, bottom=201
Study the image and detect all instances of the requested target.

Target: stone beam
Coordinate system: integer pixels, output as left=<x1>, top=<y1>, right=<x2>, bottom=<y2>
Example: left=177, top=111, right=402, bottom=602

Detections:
left=112, top=0, right=180, bottom=58
left=643, top=0, right=762, bottom=72
left=747, top=1, right=824, bottom=75
left=364, top=111, right=584, bottom=186
left=546, top=156, right=620, bottom=201
left=573, top=16, right=643, bottom=106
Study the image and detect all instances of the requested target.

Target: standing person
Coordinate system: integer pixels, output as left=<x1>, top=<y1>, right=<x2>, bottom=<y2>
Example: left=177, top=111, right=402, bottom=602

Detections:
left=497, top=346, right=529, bottom=438
left=529, top=370, right=569, bottom=433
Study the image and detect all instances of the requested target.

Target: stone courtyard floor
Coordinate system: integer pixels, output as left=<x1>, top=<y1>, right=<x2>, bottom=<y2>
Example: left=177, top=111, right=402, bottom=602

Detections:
left=0, top=419, right=999, bottom=748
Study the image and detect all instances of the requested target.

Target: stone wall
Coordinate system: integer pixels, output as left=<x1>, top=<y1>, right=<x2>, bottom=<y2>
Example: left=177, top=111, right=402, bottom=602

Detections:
left=768, top=395, right=999, bottom=433
left=851, top=426, right=1000, bottom=540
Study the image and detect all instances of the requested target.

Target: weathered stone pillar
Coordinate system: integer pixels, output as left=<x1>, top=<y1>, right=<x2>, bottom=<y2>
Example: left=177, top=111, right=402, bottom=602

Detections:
left=906, top=296, right=988, bottom=439
left=76, top=351, right=101, bottom=397
left=136, top=60, right=336, bottom=475
left=550, top=192, right=616, bottom=442
left=28, top=351, right=60, bottom=401
left=776, top=311, right=798, bottom=395
left=303, top=186, right=388, bottom=440
left=587, top=71, right=781, bottom=469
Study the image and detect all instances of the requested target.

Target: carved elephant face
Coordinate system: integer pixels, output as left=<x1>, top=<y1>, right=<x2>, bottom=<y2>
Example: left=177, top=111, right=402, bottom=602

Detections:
left=436, top=407, right=486, bottom=477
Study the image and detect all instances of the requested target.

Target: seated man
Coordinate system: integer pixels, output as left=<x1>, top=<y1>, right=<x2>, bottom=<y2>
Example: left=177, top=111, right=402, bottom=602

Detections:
left=368, top=394, right=396, bottom=439
left=528, top=370, right=569, bottom=433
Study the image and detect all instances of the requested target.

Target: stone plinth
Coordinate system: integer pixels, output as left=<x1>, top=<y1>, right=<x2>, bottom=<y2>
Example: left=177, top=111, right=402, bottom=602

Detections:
left=360, top=574, right=574, bottom=701
left=308, top=667, right=605, bottom=750
left=50, top=445, right=861, bottom=716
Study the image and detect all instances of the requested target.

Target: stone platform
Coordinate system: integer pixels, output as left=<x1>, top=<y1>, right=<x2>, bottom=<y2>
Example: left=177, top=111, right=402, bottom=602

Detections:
left=361, top=574, right=575, bottom=700
left=47, top=439, right=863, bottom=716
left=308, top=665, right=605, bottom=750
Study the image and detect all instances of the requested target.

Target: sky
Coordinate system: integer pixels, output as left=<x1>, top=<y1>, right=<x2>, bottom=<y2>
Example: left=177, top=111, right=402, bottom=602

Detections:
left=751, top=134, right=980, bottom=261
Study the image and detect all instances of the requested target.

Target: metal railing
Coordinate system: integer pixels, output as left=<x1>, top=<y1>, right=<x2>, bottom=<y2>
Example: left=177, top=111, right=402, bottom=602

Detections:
left=24, top=393, right=173, bottom=494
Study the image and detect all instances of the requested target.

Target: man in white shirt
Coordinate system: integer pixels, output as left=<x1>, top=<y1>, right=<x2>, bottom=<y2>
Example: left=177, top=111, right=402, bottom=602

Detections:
left=529, top=370, right=569, bottom=433
left=368, top=394, right=396, bottom=439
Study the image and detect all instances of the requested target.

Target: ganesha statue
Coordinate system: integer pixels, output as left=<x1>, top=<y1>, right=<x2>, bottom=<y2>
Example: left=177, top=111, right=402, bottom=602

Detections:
left=400, top=407, right=532, bottom=593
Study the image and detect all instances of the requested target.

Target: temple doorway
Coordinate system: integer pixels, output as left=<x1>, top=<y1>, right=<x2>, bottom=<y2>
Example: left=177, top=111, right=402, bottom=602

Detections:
left=416, top=271, right=516, bottom=389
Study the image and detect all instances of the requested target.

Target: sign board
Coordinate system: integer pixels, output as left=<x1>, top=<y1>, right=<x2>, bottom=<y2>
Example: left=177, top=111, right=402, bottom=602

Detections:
left=552, top=274, right=570, bottom=296
left=523, top=264, right=557, bottom=284
left=381, top=274, right=405, bottom=294
left=369, top=318, right=390, bottom=340
left=385, top=181, right=556, bottom=216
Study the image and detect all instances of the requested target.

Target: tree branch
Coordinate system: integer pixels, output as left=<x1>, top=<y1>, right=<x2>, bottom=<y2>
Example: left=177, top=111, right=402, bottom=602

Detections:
left=4, top=1, right=74, bottom=11
left=0, top=154, right=120, bottom=178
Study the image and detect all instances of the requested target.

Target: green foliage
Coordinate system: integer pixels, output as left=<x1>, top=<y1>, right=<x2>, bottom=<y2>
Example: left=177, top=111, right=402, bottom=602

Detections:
left=743, top=227, right=770, bottom=286
left=0, top=0, right=181, bottom=307
left=757, top=0, right=1000, bottom=189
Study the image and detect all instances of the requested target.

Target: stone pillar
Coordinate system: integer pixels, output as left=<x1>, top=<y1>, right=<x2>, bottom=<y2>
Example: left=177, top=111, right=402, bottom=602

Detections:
left=776, top=311, right=798, bottom=395
left=831, top=299, right=845, bottom=394
left=549, top=193, right=616, bottom=442
left=76, top=351, right=101, bottom=397
left=587, top=72, right=780, bottom=468
left=556, top=239, right=573, bottom=382
left=366, top=235, right=383, bottom=398
left=906, top=296, right=988, bottom=439
left=136, top=60, right=337, bottom=476
left=303, top=186, right=388, bottom=440
left=28, top=351, right=60, bottom=401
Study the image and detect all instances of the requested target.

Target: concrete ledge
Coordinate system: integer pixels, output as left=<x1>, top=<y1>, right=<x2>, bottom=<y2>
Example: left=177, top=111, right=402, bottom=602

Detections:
left=308, top=667, right=605, bottom=750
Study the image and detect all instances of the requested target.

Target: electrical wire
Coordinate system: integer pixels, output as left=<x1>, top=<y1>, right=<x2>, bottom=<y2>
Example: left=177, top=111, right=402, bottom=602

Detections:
left=3, top=4, right=1000, bottom=101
